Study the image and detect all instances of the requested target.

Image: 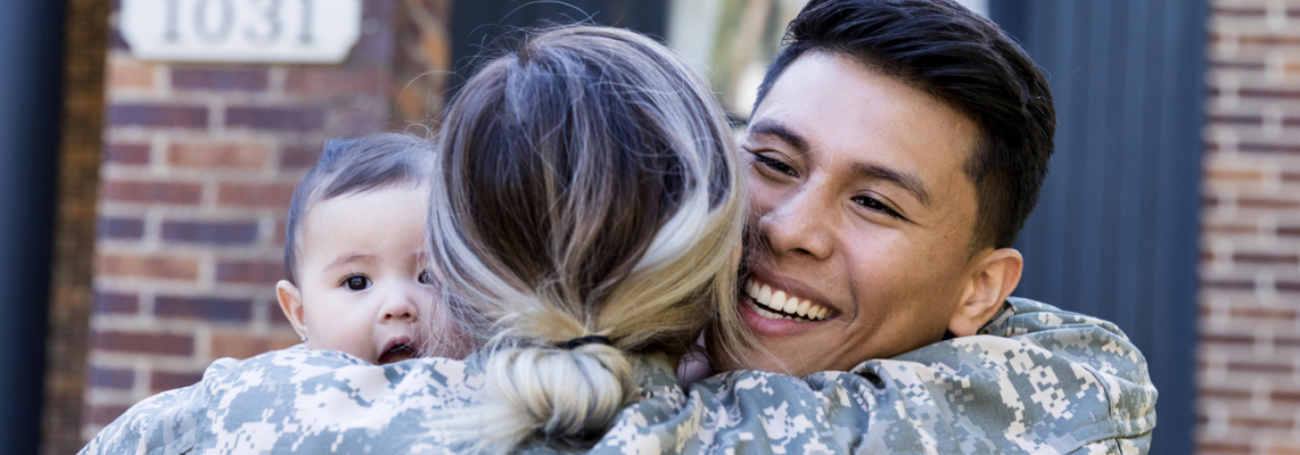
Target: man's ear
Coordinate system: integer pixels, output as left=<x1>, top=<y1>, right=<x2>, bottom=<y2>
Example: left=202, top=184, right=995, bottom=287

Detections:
left=276, top=280, right=310, bottom=343
left=948, top=248, right=1023, bottom=337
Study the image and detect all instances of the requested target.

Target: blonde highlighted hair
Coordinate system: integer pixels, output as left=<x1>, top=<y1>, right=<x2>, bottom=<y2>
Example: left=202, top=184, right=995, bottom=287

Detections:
left=428, top=26, right=749, bottom=451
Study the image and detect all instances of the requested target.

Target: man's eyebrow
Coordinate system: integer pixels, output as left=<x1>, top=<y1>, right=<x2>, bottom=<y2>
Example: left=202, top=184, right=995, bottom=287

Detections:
left=748, top=120, right=810, bottom=153
left=323, top=255, right=376, bottom=270
left=852, top=163, right=933, bottom=208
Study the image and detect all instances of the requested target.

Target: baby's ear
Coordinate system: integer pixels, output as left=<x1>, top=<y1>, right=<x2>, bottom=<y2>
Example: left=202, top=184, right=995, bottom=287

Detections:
left=276, top=280, right=309, bottom=342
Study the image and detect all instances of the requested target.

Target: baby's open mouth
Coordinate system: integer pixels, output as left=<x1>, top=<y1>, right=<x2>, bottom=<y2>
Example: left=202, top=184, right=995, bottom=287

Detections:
left=378, top=339, right=418, bottom=364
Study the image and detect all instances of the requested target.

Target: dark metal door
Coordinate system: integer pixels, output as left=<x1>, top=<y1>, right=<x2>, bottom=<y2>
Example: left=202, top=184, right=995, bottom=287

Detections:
left=991, top=1, right=1208, bottom=453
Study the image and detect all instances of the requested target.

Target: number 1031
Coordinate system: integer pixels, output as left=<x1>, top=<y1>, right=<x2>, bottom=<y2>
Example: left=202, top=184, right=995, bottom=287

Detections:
left=163, top=0, right=317, bottom=46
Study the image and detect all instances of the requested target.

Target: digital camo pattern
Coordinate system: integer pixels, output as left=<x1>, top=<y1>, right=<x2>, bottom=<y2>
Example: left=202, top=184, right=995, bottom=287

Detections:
left=81, top=298, right=1155, bottom=454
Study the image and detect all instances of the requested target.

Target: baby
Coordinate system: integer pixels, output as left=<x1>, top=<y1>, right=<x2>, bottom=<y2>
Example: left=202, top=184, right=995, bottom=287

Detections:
left=274, top=133, right=466, bottom=364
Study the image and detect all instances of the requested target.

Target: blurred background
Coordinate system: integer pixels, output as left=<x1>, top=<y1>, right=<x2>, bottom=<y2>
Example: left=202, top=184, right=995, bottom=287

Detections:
left=0, top=0, right=1287, bottom=453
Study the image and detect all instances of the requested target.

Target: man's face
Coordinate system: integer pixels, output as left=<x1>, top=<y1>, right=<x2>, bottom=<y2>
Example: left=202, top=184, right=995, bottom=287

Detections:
left=732, top=52, right=984, bottom=376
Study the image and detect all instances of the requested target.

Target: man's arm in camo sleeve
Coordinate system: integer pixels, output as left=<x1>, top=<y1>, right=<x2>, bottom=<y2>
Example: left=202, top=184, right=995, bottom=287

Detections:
left=589, top=297, right=1156, bottom=455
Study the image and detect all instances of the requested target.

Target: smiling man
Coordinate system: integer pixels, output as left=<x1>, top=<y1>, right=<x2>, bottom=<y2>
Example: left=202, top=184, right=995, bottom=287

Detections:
left=724, top=0, right=1048, bottom=376
left=703, top=0, right=1157, bottom=451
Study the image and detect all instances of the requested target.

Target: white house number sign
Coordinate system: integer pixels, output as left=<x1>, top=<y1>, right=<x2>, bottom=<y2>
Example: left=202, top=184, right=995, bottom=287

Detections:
left=120, top=0, right=362, bottom=63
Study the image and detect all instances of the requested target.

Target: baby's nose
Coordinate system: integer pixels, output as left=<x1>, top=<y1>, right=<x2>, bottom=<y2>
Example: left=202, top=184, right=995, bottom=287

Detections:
left=380, top=291, right=420, bottom=322
left=382, top=304, right=416, bottom=322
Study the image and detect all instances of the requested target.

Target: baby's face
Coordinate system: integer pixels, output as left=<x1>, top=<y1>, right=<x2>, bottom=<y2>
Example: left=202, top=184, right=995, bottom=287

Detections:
left=279, top=186, right=459, bottom=364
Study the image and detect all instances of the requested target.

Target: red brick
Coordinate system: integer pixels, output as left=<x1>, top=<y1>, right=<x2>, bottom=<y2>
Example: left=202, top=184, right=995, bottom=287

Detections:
left=1236, top=35, right=1300, bottom=46
left=84, top=404, right=132, bottom=426
left=96, top=254, right=199, bottom=281
left=1211, top=59, right=1266, bottom=71
left=1229, top=306, right=1297, bottom=321
left=89, top=367, right=134, bottom=390
left=1229, top=416, right=1293, bottom=430
left=1281, top=226, right=1300, bottom=238
left=1208, top=114, right=1263, bottom=126
left=103, top=143, right=150, bottom=165
left=149, top=370, right=203, bottom=393
left=106, top=59, right=154, bottom=90
left=1239, top=142, right=1300, bottom=156
left=225, top=106, right=324, bottom=132
left=93, top=292, right=138, bottom=314
left=1271, top=390, right=1300, bottom=403
left=1241, top=88, right=1300, bottom=99
left=1239, top=197, right=1300, bottom=210
left=1283, top=172, right=1300, bottom=183
left=1198, top=442, right=1252, bottom=455
left=97, top=217, right=144, bottom=239
left=217, top=182, right=295, bottom=208
left=102, top=180, right=202, bottom=205
left=215, top=259, right=284, bottom=284
left=1201, top=279, right=1255, bottom=291
left=92, top=330, right=194, bottom=356
left=161, top=220, right=259, bottom=244
left=284, top=68, right=386, bottom=95
left=273, top=219, right=288, bottom=245
left=1232, top=253, right=1300, bottom=265
left=265, top=300, right=294, bottom=327
left=210, top=333, right=299, bottom=359
left=279, top=144, right=321, bottom=170
left=1280, top=281, right=1300, bottom=294
left=1205, top=223, right=1258, bottom=235
left=171, top=68, right=268, bottom=91
left=1202, top=332, right=1255, bottom=345
left=1207, top=169, right=1265, bottom=182
left=1214, top=7, right=1265, bottom=17
left=167, top=142, right=271, bottom=169
left=154, top=295, right=253, bottom=322
left=109, top=104, right=207, bottom=128
left=1225, top=361, right=1292, bottom=374
left=1200, top=387, right=1251, bottom=401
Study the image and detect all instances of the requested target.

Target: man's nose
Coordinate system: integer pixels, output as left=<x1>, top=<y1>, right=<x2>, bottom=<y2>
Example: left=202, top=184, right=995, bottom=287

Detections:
left=758, top=185, right=833, bottom=261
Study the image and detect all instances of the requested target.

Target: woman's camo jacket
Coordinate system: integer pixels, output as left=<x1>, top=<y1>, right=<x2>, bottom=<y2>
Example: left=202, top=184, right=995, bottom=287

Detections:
left=81, top=297, right=1156, bottom=454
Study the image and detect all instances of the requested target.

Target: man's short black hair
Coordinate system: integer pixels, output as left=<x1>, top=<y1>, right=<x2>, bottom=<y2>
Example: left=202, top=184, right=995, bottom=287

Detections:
left=754, top=0, right=1054, bottom=250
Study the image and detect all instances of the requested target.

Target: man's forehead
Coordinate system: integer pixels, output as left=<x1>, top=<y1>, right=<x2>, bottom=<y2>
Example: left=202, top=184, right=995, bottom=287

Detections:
left=749, top=52, right=979, bottom=182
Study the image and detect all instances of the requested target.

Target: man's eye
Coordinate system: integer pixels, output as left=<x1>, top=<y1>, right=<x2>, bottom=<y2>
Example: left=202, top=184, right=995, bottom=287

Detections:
left=344, top=275, right=372, bottom=291
left=853, top=196, right=904, bottom=220
left=754, top=155, right=798, bottom=177
left=418, top=270, right=433, bottom=285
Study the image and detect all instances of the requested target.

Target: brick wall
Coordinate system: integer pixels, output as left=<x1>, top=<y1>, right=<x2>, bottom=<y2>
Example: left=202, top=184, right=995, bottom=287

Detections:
left=80, top=0, right=451, bottom=440
left=1200, top=1, right=1300, bottom=453
left=43, top=0, right=109, bottom=453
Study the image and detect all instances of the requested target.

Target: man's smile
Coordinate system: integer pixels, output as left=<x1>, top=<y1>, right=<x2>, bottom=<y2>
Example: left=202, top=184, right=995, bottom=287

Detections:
left=744, top=278, right=832, bottom=321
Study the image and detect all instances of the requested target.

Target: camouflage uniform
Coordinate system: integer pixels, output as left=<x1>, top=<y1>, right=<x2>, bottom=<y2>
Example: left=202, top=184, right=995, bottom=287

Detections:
left=81, top=297, right=1155, bottom=454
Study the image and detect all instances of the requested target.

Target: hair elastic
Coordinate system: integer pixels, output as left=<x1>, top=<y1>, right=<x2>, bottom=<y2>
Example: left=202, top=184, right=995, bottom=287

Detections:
left=559, top=335, right=614, bottom=350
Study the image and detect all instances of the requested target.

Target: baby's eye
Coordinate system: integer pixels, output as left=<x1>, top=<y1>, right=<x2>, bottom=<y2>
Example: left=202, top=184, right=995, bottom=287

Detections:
left=418, top=270, right=433, bottom=285
left=344, top=275, right=372, bottom=291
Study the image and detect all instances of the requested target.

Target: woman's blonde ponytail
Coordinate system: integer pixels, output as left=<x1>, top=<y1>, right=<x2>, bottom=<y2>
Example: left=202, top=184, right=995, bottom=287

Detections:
left=428, top=25, right=750, bottom=451
left=476, top=343, right=633, bottom=451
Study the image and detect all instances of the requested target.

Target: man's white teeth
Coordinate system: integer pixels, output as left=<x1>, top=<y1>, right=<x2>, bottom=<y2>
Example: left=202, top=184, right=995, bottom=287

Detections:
left=744, top=279, right=830, bottom=321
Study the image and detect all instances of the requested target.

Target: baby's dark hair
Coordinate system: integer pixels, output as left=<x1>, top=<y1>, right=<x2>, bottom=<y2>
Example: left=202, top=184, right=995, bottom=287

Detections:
left=283, top=133, right=435, bottom=284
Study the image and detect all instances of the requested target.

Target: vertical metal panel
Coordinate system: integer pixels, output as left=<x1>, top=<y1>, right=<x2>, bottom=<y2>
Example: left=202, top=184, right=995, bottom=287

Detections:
left=0, top=0, right=65, bottom=453
left=991, top=1, right=1206, bottom=453
left=449, top=0, right=667, bottom=93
